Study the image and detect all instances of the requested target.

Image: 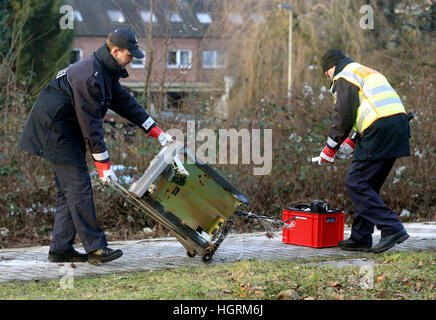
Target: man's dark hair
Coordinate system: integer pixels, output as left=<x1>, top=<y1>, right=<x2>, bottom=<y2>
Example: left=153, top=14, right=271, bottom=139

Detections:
left=106, top=34, right=126, bottom=51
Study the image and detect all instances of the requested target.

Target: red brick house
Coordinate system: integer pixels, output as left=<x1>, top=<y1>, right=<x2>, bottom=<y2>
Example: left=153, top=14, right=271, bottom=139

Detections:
left=63, top=0, right=235, bottom=113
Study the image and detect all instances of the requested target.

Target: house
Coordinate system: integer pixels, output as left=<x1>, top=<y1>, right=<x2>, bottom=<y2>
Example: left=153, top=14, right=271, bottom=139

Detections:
left=63, top=0, right=236, bottom=115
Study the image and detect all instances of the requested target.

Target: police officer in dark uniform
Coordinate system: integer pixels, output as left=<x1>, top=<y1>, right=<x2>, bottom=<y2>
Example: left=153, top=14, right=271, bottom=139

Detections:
left=315, top=49, right=411, bottom=253
left=19, top=29, right=172, bottom=264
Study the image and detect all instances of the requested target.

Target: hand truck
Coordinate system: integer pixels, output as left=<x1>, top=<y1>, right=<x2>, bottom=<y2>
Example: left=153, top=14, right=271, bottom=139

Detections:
left=107, top=141, right=295, bottom=263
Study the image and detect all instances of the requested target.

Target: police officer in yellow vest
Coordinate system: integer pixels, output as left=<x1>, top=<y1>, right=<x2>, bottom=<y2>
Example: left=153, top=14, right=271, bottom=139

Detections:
left=317, top=49, right=410, bottom=253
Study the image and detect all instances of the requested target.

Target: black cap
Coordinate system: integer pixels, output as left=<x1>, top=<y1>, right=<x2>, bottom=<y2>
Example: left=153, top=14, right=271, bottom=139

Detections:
left=109, top=28, right=144, bottom=59
left=321, top=49, right=346, bottom=73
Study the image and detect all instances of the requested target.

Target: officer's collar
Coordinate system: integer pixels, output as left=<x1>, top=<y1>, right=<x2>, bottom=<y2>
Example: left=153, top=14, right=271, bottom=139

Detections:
left=328, top=57, right=355, bottom=91
left=94, top=44, right=129, bottom=78
left=333, top=57, right=354, bottom=77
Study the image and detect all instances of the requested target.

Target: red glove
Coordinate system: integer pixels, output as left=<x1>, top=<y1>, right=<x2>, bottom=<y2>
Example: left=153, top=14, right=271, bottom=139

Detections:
left=92, top=151, right=117, bottom=183
left=149, top=126, right=174, bottom=146
left=94, top=161, right=117, bottom=183
left=336, top=137, right=355, bottom=160
left=148, top=126, right=163, bottom=138
left=319, top=145, right=338, bottom=163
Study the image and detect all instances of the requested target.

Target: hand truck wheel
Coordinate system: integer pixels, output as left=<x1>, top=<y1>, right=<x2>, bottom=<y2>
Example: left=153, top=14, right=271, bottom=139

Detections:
left=201, top=253, right=213, bottom=263
left=186, top=250, right=196, bottom=258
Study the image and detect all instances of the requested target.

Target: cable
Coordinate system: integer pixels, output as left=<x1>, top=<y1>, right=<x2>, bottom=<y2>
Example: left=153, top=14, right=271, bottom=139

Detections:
left=234, top=210, right=296, bottom=230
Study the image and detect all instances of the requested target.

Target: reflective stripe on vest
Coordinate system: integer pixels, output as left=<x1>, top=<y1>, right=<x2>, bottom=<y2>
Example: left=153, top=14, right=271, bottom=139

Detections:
left=331, top=62, right=405, bottom=134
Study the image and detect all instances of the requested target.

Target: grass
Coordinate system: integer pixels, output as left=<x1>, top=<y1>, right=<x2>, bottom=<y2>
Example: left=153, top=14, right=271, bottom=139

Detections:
left=0, top=250, right=435, bottom=300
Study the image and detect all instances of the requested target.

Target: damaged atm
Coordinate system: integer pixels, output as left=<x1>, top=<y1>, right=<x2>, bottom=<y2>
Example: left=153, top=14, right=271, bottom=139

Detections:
left=109, top=141, right=252, bottom=262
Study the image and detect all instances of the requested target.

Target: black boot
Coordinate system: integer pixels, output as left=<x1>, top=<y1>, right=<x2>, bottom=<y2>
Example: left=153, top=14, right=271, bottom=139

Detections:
left=338, top=238, right=372, bottom=252
left=48, top=249, right=88, bottom=263
left=370, top=229, right=409, bottom=253
left=88, top=247, right=123, bottom=265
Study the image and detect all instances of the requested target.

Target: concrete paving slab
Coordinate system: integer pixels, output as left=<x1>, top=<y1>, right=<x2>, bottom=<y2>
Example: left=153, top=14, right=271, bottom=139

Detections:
left=0, top=222, right=434, bottom=284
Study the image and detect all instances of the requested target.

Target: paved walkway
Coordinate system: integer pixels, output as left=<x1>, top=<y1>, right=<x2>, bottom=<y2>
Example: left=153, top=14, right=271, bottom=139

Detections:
left=0, top=222, right=435, bottom=283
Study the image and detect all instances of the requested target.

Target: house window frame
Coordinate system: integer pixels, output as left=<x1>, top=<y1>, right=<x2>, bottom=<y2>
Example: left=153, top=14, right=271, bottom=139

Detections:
left=69, top=48, right=83, bottom=65
left=229, top=13, right=243, bottom=24
left=107, top=10, right=127, bottom=23
left=196, top=12, right=212, bottom=24
left=250, top=13, right=264, bottom=24
left=166, top=49, right=192, bottom=69
left=202, top=50, right=226, bottom=69
left=140, top=10, right=157, bottom=23
left=73, top=10, right=83, bottom=22
left=168, top=12, right=183, bottom=23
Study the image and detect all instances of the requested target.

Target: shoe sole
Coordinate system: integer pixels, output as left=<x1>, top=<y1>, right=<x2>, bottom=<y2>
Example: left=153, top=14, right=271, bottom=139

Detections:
left=338, top=246, right=371, bottom=252
left=371, top=232, right=409, bottom=254
left=48, top=256, right=88, bottom=263
left=88, top=251, right=123, bottom=265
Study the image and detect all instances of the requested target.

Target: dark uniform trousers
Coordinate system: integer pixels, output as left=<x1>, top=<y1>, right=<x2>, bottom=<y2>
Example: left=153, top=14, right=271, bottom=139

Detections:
left=49, top=161, right=108, bottom=254
left=346, top=158, right=404, bottom=246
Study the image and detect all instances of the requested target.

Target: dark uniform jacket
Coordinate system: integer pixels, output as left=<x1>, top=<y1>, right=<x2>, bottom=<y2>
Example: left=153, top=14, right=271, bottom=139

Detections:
left=19, top=44, right=156, bottom=168
left=328, top=58, right=411, bottom=160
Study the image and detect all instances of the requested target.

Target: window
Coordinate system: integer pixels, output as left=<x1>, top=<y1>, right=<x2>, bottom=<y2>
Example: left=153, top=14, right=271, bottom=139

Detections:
left=168, top=13, right=182, bottom=22
left=73, top=10, right=83, bottom=22
left=203, top=50, right=226, bottom=68
left=250, top=13, right=264, bottom=23
left=196, top=12, right=212, bottom=24
left=167, top=50, right=192, bottom=69
left=107, top=10, right=126, bottom=23
left=229, top=13, right=243, bottom=24
left=141, top=10, right=157, bottom=23
left=69, top=48, right=83, bottom=65
left=130, top=49, right=146, bottom=69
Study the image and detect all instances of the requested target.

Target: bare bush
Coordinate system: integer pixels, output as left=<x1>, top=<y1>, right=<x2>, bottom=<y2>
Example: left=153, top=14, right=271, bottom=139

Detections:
left=0, top=0, right=434, bottom=248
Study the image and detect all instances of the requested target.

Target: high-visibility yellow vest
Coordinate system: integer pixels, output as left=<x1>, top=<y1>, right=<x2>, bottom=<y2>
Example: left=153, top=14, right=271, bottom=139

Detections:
left=330, top=62, right=405, bottom=134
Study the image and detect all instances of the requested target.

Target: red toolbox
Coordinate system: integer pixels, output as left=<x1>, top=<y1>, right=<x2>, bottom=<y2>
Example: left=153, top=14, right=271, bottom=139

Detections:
left=282, top=201, right=344, bottom=248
